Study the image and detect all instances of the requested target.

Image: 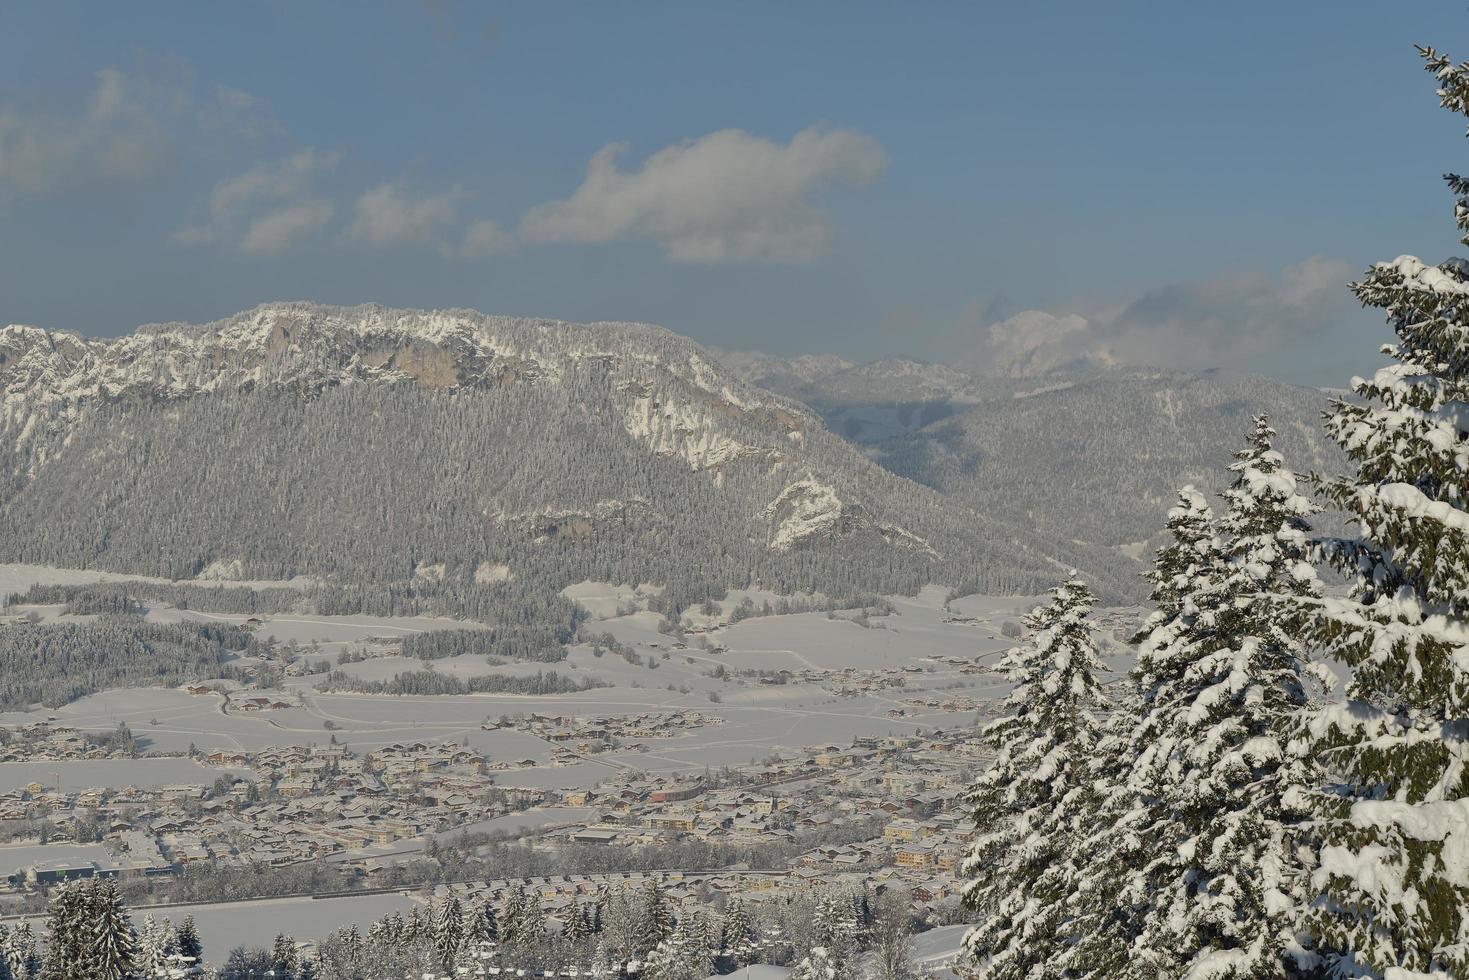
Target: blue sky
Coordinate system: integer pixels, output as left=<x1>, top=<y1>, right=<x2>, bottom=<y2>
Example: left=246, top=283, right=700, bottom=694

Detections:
left=1, top=2, right=1466, bottom=384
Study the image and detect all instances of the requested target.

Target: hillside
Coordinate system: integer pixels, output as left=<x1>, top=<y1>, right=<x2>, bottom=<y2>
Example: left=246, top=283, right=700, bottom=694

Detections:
left=871, top=370, right=1342, bottom=570
left=0, top=303, right=1092, bottom=611
left=718, top=353, right=1343, bottom=596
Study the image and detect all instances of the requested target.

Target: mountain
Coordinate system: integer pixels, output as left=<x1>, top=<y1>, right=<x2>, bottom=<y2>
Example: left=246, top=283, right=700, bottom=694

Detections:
left=0, top=303, right=1092, bottom=613
left=715, top=351, right=981, bottom=443
left=718, top=353, right=1343, bottom=598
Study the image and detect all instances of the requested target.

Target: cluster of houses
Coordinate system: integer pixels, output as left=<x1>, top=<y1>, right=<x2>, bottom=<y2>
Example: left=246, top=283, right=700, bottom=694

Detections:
left=0, top=738, right=561, bottom=892
left=0, top=713, right=982, bottom=920
left=482, top=711, right=722, bottom=757
left=0, top=723, right=130, bottom=763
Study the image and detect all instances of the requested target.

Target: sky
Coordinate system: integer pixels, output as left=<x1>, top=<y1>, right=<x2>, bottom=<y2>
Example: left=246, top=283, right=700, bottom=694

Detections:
left=2, top=2, right=1467, bottom=386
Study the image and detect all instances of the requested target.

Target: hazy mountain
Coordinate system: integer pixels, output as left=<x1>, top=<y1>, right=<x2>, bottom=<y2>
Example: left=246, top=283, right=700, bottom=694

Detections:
left=717, top=352, right=1344, bottom=596
left=715, top=350, right=983, bottom=443
left=0, top=303, right=1100, bottom=610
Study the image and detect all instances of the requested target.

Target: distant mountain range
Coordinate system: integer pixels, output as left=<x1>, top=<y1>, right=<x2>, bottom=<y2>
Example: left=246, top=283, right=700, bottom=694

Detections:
left=0, top=304, right=1077, bottom=610
left=718, top=351, right=1345, bottom=598
left=0, top=304, right=1344, bottom=608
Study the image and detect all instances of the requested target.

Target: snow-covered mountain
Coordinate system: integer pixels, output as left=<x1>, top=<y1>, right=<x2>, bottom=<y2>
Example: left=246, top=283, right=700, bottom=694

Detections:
left=715, top=351, right=981, bottom=442
left=718, top=352, right=1343, bottom=598
left=0, top=303, right=1090, bottom=606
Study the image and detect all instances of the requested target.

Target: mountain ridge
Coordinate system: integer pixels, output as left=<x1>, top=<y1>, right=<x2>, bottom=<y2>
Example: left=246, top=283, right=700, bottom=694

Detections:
left=0, top=302, right=1092, bottom=609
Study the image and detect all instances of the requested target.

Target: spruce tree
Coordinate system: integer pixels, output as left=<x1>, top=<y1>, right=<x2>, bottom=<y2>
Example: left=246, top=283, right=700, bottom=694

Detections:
left=460, top=900, right=497, bottom=962
left=432, top=897, right=465, bottom=973
left=1126, top=419, right=1324, bottom=978
left=136, top=915, right=168, bottom=978
left=722, top=898, right=758, bottom=966
left=174, top=915, right=203, bottom=967
left=1301, top=44, right=1469, bottom=978
left=637, top=881, right=673, bottom=960
left=41, top=883, right=85, bottom=980
left=1064, top=488, right=1222, bottom=978
left=961, top=574, right=1107, bottom=979
left=5, top=923, right=38, bottom=980
left=87, top=879, right=135, bottom=980
left=270, top=933, right=300, bottom=980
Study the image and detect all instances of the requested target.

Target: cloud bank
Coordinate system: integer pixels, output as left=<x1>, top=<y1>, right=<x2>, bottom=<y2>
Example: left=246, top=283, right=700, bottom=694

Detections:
left=520, top=126, right=887, bottom=263
left=0, top=68, right=268, bottom=195
left=970, top=257, right=1357, bottom=376
left=173, top=149, right=341, bottom=254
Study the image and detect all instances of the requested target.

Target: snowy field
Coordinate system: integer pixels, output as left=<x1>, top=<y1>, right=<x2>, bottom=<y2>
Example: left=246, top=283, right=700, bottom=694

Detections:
left=0, top=563, right=314, bottom=597
left=126, top=893, right=418, bottom=960
left=912, top=924, right=968, bottom=975
left=0, top=581, right=1125, bottom=771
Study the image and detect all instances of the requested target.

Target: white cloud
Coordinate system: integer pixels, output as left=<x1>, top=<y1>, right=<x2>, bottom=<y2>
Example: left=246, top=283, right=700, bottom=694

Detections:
left=969, top=257, right=1358, bottom=376
left=983, top=311, right=1095, bottom=377
left=240, top=200, right=335, bottom=255
left=172, top=149, right=339, bottom=251
left=520, top=126, right=887, bottom=263
left=0, top=68, right=273, bottom=195
left=0, top=70, right=170, bottom=193
left=458, top=219, right=516, bottom=257
left=346, top=183, right=465, bottom=247
left=345, top=183, right=515, bottom=259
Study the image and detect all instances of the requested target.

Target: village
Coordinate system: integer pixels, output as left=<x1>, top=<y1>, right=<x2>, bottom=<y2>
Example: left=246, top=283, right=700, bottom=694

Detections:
left=0, top=715, right=981, bottom=924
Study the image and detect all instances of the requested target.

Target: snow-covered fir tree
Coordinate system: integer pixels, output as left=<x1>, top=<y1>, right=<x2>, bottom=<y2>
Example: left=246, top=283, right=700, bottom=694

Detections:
left=40, top=884, right=84, bottom=980
left=460, top=899, right=498, bottom=960
left=174, top=915, right=202, bottom=971
left=1299, top=44, right=1469, bottom=979
left=642, top=914, right=712, bottom=980
left=961, top=574, right=1107, bottom=979
left=722, top=898, right=758, bottom=966
left=431, top=897, right=465, bottom=974
left=136, top=915, right=181, bottom=978
left=3, top=922, right=38, bottom=980
left=1124, top=418, right=1325, bottom=979
left=637, top=880, right=674, bottom=960
left=270, top=933, right=301, bottom=980
left=789, top=945, right=840, bottom=980
left=86, top=880, right=136, bottom=980
left=813, top=889, right=865, bottom=976
left=1063, top=487, right=1223, bottom=978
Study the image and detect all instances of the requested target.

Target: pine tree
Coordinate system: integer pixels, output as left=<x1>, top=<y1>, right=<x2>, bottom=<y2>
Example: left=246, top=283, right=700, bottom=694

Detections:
left=563, top=904, right=590, bottom=947
left=136, top=915, right=168, bottom=978
left=431, top=897, right=464, bottom=973
left=961, top=574, right=1107, bottom=979
left=460, top=900, right=497, bottom=962
left=642, top=915, right=710, bottom=980
left=270, top=933, right=300, bottom=980
left=5, top=923, right=38, bottom=980
left=813, top=890, right=863, bottom=973
left=499, top=889, right=525, bottom=949
left=789, top=945, right=839, bottom=980
left=87, top=879, right=135, bottom=980
left=513, top=889, right=544, bottom=950
left=1299, top=43, right=1469, bottom=978
left=1124, top=419, right=1324, bottom=978
left=637, top=880, right=673, bottom=959
left=41, top=883, right=85, bottom=980
left=722, top=898, right=758, bottom=966
left=1061, top=492, right=1222, bottom=979
left=174, top=915, right=203, bottom=967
